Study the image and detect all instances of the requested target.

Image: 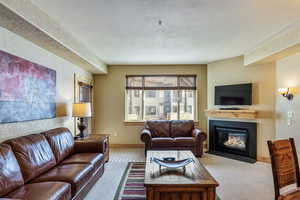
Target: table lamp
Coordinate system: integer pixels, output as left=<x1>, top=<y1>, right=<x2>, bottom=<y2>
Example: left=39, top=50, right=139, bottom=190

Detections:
left=72, top=103, right=92, bottom=138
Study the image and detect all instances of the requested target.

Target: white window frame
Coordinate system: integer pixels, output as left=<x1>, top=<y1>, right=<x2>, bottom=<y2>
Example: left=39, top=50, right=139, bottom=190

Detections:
left=124, top=75, right=198, bottom=122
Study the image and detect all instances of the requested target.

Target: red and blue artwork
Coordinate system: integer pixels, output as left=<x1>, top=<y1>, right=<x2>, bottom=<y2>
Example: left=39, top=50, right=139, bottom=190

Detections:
left=0, top=50, right=56, bottom=123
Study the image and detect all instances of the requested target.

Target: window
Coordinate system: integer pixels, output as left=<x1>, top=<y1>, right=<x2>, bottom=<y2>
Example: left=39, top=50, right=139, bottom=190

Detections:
left=79, top=83, right=91, bottom=103
left=125, top=75, right=197, bottom=121
left=145, top=106, right=156, bottom=115
left=145, top=90, right=156, bottom=98
left=126, top=90, right=142, bottom=120
left=187, top=105, right=193, bottom=113
left=134, top=90, right=140, bottom=97
left=173, top=106, right=178, bottom=113
left=134, top=106, right=140, bottom=115
left=78, top=82, right=93, bottom=136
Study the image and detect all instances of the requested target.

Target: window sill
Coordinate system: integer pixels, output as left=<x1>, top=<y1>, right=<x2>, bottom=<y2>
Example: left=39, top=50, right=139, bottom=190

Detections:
left=124, top=121, right=199, bottom=126
left=124, top=121, right=145, bottom=126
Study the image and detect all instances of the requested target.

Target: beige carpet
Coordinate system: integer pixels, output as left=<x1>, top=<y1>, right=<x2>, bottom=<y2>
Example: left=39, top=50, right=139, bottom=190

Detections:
left=85, top=148, right=274, bottom=200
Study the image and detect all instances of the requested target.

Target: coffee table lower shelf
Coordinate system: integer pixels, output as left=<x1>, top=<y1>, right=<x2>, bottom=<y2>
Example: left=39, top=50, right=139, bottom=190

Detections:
left=146, top=185, right=216, bottom=200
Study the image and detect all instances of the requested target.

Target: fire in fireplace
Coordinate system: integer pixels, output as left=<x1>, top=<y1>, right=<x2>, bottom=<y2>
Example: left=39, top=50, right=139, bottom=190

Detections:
left=208, top=120, right=257, bottom=163
left=223, top=133, right=246, bottom=149
left=216, top=127, right=248, bottom=152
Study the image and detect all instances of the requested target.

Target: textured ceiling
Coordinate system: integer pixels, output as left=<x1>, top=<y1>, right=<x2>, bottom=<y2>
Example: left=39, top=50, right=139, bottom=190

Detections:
left=31, top=0, right=300, bottom=65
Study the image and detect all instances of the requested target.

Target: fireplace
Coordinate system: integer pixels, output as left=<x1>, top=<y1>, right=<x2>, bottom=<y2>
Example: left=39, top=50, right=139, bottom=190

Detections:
left=208, top=120, right=257, bottom=163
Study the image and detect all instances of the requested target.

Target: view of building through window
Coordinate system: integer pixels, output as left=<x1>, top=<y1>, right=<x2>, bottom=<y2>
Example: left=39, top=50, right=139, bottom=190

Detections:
left=126, top=75, right=197, bottom=121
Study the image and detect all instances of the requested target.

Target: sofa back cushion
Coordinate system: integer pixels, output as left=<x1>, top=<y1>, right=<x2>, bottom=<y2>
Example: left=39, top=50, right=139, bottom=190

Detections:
left=42, top=127, right=75, bottom=163
left=6, top=134, right=56, bottom=182
left=171, top=120, right=194, bottom=137
left=0, top=144, right=24, bottom=197
left=145, top=120, right=170, bottom=137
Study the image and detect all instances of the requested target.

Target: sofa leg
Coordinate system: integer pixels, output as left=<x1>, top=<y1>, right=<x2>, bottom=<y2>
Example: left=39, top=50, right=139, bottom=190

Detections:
left=193, top=146, right=203, bottom=158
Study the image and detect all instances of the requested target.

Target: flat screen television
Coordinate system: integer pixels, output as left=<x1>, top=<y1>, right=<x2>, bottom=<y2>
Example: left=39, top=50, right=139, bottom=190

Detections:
left=215, top=83, right=252, bottom=105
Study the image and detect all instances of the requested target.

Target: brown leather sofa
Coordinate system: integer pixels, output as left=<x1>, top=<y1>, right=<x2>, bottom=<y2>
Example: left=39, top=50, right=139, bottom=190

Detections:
left=0, top=127, right=106, bottom=200
left=141, top=120, right=207, bottom=157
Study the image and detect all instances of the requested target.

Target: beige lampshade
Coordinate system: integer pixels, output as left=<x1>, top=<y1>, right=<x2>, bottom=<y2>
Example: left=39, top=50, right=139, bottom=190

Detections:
left=72, top=103, right=92, bottom=117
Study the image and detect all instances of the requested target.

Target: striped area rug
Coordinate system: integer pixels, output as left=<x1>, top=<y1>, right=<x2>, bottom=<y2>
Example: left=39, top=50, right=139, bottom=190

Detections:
left=114, top=162, right=146, bottom=200
left=114, top=162, right=220, bottom=200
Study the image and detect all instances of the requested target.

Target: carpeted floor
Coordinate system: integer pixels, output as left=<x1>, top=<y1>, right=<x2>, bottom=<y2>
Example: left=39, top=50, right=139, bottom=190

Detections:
left=85, top=148, right=274, bottom=200
left=114, top=162, right=221, bottom=200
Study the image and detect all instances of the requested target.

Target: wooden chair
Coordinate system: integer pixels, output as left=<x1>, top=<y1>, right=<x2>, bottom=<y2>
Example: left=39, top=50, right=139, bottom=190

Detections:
left=268, top=138, right=300, bottom=200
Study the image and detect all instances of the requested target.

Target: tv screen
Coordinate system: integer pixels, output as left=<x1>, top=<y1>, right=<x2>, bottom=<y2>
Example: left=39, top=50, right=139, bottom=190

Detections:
left=215, top=83, right=252, bottom=105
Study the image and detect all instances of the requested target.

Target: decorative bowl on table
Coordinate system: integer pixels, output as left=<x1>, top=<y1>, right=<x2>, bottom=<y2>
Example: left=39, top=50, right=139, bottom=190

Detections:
left=150, top=157, right=194, bottom=170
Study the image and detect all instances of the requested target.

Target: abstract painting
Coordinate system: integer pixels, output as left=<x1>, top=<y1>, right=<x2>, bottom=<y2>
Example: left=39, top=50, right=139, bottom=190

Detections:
left=0, top=50, right=56, bottom=123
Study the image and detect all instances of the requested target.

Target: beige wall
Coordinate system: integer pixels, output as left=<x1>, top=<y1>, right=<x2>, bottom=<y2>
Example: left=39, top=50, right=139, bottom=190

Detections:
left=0, top=27, right=92, bottom=142
left=207, top=56, right=276, bottom=158
left=276, top=52, right=300, bottom=153
left=93, top=65, right=207, bottom=144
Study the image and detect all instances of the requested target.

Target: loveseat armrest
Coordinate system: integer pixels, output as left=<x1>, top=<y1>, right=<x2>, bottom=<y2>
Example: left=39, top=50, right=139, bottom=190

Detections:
left=140, top=129, right=152, bottom=143
left=192, top=128, right=207, bottom=142
left=74, top=137, right=105, bottom=154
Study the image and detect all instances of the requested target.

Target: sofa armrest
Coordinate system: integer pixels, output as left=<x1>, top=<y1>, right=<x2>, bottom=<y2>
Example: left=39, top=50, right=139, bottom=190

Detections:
left=140, top=129, right=152, bottom=143
left=74, top=138, right=105, bottom=154
left=192, top=128, right=207, bottom=142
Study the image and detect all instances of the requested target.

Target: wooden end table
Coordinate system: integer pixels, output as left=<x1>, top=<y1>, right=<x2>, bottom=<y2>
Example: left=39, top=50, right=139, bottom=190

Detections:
left=144, top=150, right=219, bottom=200
left=75, top=134, right=109, bottom=163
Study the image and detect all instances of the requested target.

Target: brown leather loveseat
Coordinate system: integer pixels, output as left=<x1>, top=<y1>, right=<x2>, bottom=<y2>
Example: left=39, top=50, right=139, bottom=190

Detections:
left=0, top=127, right=106, bottom=200
left=141, top=120, right=207, bottom=157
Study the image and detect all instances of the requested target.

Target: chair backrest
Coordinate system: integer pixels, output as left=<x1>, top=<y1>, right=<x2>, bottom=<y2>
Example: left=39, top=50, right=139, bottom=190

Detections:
left=0, top=144, right=24, bottom=197
left=145, top=120, right=171, bottom=137
left=170, top=120, right=194, bottom=137
left=5, top=134, right=57, bottom=183
left=42, top=127, right=75, bottom=163
left=145, top=120, right=195, bottom=138
left=267, top=138, right=300, bottom=198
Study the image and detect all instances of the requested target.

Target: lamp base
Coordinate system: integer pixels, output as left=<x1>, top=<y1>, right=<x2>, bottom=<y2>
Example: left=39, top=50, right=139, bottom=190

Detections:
left=74, top=135, right=81, bottom=140
left=77, top=118, right=87, bottom=138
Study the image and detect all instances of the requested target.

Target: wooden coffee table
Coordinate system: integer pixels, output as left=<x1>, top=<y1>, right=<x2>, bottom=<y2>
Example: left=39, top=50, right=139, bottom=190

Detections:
left=144, top=150, right=219, bottom=200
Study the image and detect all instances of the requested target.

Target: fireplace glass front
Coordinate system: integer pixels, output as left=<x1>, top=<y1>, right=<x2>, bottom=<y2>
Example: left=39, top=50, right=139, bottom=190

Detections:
left=215, top=127, right=248, bottom=154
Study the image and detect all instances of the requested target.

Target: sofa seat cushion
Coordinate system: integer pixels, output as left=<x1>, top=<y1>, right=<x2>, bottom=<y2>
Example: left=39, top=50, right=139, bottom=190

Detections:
left=6, top=182, right=71, bottom=200
left=0, top=144, right=24, bottom=197
left=61, top=153, right=104, bottom=169
left=151, top=137, right=174, bottom=147
left=42, top=128, right=75, bottom=163
left=5, top=134, right=56, bottom=183
left=32, top=164, right=94, bottom=196
left=174, top=137, right=195, bottom=147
